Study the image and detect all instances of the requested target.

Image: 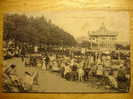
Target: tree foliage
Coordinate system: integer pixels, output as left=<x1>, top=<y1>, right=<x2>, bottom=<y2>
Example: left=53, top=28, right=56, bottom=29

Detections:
left=79, top=40, right=90, bottom=48
left=4, top=14, right=77, bottom=46
left=115, top=43, right=130, bottom=50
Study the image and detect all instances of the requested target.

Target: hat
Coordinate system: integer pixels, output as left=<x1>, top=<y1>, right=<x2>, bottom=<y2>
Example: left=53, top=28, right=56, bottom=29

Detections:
left=25, top=71, right=31, bottom=76
left=10, top=64, right=16, bottom=68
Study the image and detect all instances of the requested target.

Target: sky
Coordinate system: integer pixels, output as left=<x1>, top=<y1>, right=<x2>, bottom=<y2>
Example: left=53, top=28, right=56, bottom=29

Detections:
left=14, top=10, right=130, bottom=42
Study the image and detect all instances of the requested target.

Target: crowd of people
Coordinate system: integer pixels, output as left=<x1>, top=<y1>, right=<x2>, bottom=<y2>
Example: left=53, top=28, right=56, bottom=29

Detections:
left=38, top=52, right=130, bottom=91
left=3, top=40, right=130, bottom=92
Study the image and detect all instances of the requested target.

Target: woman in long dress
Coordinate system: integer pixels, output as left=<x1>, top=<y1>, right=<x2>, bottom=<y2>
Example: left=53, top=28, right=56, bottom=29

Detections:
left=78, top=67, right=84, bottom=81
left=42, top=58, right=46, bottom=70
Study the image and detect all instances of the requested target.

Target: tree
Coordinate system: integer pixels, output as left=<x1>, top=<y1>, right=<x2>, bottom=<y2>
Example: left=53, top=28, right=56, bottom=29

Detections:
left=4, top=14, right=77, bottom=46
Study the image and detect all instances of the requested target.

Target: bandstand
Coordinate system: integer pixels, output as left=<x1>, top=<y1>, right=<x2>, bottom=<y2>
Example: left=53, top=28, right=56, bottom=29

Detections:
left=88, top=23, right=118, bottom=51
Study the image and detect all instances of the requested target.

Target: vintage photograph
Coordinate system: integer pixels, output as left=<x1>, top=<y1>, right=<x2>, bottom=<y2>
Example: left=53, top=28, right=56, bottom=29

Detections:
left=2, top=11, right=130, bottom=93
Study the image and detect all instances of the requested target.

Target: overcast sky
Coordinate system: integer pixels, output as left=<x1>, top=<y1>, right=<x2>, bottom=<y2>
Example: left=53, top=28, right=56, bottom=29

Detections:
left=15, top=10, right=130, bottom=42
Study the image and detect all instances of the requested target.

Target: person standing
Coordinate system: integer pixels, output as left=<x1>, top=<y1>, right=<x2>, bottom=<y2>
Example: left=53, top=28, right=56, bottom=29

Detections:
left=34, top=45, right=38, bottom=53
left=78, top=67, right=84, bottom=81
left=21, top=45, right=27, bottom=63
left=45, top=55, right=50, bottom=70
left=60, top=62, right=65, bottom=78
left=42, top=57, right=46, bottom=70
left=64, top=63, right=71, bottom=80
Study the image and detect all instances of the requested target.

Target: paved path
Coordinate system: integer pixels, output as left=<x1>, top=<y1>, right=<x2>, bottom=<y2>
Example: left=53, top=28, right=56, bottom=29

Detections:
left=38, top=71, right=107, bottom=93
left=4, top=57, right=112, bottom=93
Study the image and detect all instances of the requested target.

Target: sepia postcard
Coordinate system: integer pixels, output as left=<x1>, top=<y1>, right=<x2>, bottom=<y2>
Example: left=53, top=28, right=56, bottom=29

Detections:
left=2, top=10, right=130, bottom=93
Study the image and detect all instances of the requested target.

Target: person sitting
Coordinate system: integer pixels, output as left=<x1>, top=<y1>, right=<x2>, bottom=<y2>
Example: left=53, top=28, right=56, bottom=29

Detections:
left=4, top=64, right=17, bottom=79
left=117, top=66, right=128, bottom=90
left=95, top=64, right=104, bottom=80
left=22, top=71, right=37, bottom=92
left=4, top=64, right=24, bottom=92
left=107, top=72, right=118, bottom=89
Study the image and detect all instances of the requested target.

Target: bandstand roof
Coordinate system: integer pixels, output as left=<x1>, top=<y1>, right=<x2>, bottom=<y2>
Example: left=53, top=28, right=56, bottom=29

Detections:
left=89, top=23, right=118, bottom=37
